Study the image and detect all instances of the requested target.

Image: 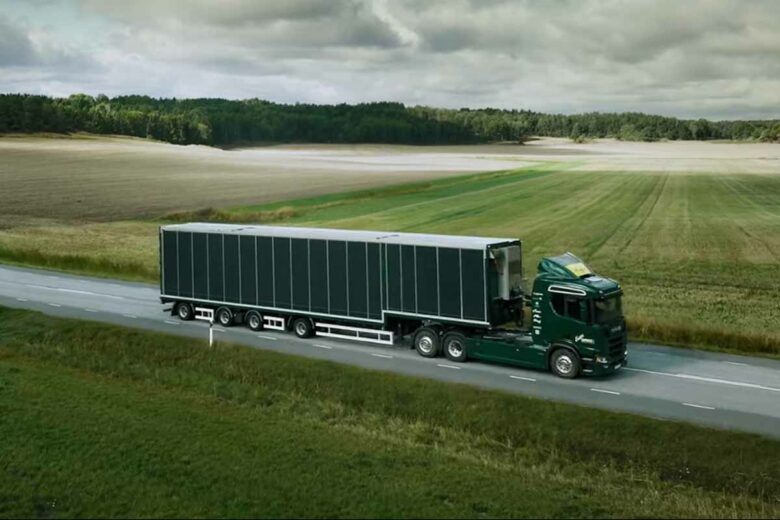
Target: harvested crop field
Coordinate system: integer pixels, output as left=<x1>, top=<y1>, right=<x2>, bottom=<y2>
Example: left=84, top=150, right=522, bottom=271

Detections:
left=0, top=135, right=533, bottom=221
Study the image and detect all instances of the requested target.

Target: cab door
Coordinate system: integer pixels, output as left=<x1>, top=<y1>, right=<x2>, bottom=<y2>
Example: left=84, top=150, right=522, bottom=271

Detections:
left=545, top=289, right=591, bottom=344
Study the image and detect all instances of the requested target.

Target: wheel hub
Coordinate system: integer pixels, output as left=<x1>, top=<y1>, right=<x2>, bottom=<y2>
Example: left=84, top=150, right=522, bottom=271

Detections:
left=418, top=336, right=433, bottom=353
left=448, top=341, right=463, bottom=357
left=556, top=354, right=573, bottom=374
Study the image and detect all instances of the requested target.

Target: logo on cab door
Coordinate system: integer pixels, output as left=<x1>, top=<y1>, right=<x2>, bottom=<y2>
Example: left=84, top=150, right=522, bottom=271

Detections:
left=574, top=334, right=595, bottom=345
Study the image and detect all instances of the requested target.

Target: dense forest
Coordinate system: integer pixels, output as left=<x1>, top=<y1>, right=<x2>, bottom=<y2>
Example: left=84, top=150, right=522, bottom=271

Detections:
left=0, top=93, right=777, bottom=146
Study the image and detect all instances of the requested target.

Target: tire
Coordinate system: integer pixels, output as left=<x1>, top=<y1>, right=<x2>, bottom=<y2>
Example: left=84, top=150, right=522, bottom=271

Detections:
left=442, top=332, right=467, bottom=362
left=175, top=302, right=193, bottom=321
left=292, top=317, right=314, bottom=338
left=414, top=327, right=440, bottom=358
left=245, top=310, right=264, bottom=331
left=550, top=348, right=580, bottom=379
left=216, top=307, right=233, bottom=327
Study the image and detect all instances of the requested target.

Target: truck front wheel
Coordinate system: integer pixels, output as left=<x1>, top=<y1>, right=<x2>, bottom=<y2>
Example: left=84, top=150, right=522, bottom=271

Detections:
left=414, top=327, right=440, bottom=358
left=550, top=348, right=580, bottom=379
left=443, top=332, right=467, bottom=362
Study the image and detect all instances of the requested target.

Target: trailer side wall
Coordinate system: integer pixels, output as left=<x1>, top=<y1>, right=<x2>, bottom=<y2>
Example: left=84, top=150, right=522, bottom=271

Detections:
left=161, top=228, right=492, bottom=326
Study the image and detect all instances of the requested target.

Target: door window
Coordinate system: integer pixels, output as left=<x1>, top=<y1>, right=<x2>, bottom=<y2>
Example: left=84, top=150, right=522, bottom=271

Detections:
left=550, top=293, right=588, bottom=323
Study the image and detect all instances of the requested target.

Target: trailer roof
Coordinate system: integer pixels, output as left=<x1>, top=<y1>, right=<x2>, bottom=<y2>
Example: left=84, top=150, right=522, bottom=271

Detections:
left=161, top=223, right=519, bottom=250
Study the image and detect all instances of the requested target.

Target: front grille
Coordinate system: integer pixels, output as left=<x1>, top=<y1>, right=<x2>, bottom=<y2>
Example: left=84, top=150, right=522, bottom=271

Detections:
left=608, top=335, right=626, bottom=358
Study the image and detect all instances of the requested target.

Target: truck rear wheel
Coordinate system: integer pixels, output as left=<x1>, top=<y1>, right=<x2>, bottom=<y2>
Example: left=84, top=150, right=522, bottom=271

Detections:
left=292, top=317, right=314, bottom=338
left=443, top=332, right=467, bottom=362
left=245, top=310, right=264, bottom=331
left=414, top=327, right=440, bottom=358
left=175, top=302, right=193, bottom=321
left=216, top=307, right=233, bottom=327
left=550, top=348, right=580, bottom=379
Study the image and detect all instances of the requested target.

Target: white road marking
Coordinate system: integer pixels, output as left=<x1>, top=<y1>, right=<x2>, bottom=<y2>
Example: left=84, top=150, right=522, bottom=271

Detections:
left=47, top=303, right=61, bottom=308
left=437, top=363, right=461, bottom=370
left=212, top=327, right=227, bottom=332
left=257, top=334, right=277, bottom=341
left=591, top=388, right=621, bottom=395
left=726, top=361, right=748, bottom=367
left=682, top=402, right=716, bottom=410
left=24, top=283, right=125, bottom=300
left=164, top=320, right=180, bottom=326
left=624, top=367, right=780, bottom=393
left=510, top=375, right=536, bottom=382
left=84, top=308, right=98, bottom=313
left=312, top=344, right=333, bottom=350
left=16, top=297, right=28, bottom=302
left=123, top=314, right=137, bottom=319
left=371, top=353, right=393, bottom=359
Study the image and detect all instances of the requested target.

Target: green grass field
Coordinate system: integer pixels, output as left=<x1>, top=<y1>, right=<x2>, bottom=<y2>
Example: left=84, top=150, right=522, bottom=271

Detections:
left=1, top=306, right=778, bottom=518
left=1, top=162, right=779, bottom=356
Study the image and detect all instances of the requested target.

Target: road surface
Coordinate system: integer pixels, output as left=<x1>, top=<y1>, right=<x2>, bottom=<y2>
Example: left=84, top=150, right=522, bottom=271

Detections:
left=0, top=264, right=778, bottom=438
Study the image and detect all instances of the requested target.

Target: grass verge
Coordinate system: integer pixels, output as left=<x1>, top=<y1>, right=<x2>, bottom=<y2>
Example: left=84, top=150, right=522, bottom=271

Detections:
left=0, top=306, right=778, bottom=518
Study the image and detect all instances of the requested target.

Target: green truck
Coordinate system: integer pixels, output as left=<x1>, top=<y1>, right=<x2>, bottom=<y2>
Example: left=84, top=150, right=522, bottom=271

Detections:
left=160, top=224, right=626, bottom=378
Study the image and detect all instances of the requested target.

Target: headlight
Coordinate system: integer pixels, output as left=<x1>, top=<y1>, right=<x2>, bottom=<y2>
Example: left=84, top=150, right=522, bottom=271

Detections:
left=595, top=355, right=609, bottom=364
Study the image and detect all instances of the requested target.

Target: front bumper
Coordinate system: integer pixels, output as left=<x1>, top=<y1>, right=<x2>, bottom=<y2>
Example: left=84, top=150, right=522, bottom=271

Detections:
left=581, top=355, right=627, bottom=377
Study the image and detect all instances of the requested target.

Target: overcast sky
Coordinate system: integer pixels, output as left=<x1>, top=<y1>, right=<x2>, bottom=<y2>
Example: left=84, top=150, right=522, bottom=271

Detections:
left=1, top=0, right=778, bottom=120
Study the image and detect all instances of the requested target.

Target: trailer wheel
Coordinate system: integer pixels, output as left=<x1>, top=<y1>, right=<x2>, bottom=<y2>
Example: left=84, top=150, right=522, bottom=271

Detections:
left=292, top=317, right=314, bottom=338
left=443, top=332, right=467, bottom=362
left=414, top=327, right=440, bottom=358
left=175, top=302, right=193, bottom=321
left=216, top=307, right=234, bottom=327
left=245, top=311, right=264, bottom=331
left=550, top=348, right=580, bottom=379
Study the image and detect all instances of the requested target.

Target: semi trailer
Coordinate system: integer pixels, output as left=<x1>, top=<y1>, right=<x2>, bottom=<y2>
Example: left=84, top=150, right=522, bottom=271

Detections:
left=159, top=223, right=627, bottom=378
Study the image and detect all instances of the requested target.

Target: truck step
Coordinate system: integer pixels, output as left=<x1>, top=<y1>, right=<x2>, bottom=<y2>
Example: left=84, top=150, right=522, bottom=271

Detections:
left=314, top=322, right=394, bottom=345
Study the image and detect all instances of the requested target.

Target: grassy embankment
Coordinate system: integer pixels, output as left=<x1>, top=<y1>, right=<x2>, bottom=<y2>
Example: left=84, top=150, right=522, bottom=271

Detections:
left=0, top=306, right=778, bottom=518
left=1, top=163, right=779, bottom=357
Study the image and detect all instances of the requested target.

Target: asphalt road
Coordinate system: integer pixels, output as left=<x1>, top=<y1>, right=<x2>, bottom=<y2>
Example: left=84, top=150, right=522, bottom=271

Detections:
left=1, top=264, right=778, bottom=438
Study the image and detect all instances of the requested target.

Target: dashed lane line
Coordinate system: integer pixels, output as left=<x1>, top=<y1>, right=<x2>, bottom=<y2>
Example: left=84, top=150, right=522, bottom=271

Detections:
left=682, top=402, right=716, bottom=411
left=164, top=320, right=180, bottom=326
left=591, top=388, right=621, bottom=395
left=312, top=344, right=333, bottom=350
left=510, top=375, right=536, bottom=382
left=257, top=334, right=278, bottom=341
left=371, top=353, right=393, bottom=359
left=123, top=314, right=138, bottom=319
left=48, top=303, right=61, bottom=308
left=437, top=364, right=461, bottom=370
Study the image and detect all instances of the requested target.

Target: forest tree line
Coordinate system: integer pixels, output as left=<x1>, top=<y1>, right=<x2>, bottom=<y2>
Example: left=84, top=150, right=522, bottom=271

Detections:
left=0, top=93, right=777, bottom=146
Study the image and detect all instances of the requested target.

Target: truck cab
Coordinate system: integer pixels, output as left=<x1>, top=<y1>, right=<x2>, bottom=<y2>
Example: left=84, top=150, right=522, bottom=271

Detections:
left=529, top=253, right=627, bottom=377
left=455, top=252, right=627, bottom=379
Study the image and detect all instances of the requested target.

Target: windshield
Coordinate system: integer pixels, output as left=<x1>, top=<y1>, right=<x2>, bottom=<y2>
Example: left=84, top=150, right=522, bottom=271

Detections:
left=594, top=295, right=622, bottom=324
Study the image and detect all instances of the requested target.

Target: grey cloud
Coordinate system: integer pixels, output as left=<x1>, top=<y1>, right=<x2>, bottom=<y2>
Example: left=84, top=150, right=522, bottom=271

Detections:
left=0, top=17, right=37, bottom=66
left=0, top=0, right=777, bottom=119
